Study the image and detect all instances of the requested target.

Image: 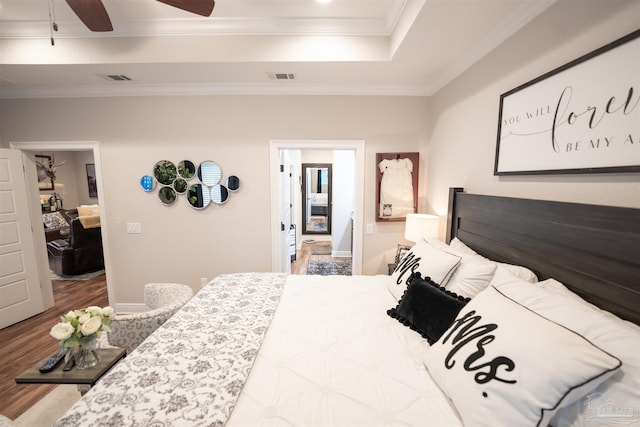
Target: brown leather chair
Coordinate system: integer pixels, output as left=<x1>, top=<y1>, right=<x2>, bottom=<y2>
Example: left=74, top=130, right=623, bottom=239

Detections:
left=47, top=217, right=104, bottom=276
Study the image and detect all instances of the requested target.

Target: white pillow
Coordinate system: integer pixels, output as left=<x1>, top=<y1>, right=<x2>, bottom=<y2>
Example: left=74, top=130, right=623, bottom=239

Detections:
left=426, top=238, right=497, bottom=299
left=388, top=240, right=461, bottom=301
left=423, top=276, right=622, bottom=427
left=449, top=237, right=538, bottom=283
left=529, top=278, right=640, bottom=427
left=444, top=258, right=497, bottom=299
left=534, top=278, right=589, bottom=305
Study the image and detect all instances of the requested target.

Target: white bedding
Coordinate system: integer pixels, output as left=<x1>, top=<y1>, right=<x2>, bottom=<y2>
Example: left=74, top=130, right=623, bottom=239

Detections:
left=227, top=274, right=461, bottom=427
left=54, top=273, right=461, bottom=427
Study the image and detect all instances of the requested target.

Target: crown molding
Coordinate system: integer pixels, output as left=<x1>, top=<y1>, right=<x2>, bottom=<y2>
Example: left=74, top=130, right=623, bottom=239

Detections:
left=0, top=82, right=431, bottom=99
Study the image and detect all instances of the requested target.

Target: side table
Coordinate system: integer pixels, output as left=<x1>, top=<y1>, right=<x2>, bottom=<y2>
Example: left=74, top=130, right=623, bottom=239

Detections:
left=15, top=347, right=126, bottom=394
left=388, top=263, right=397, bottom=275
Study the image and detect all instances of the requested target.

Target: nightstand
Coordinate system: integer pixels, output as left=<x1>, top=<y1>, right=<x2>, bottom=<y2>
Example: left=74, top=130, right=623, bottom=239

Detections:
left=388, top=263, right=397, bottom=275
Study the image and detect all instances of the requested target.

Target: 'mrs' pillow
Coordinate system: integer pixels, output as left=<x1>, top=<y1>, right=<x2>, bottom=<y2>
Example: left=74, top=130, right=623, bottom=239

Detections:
left=423, top=283, right=622, bottom=426
left=388, top=240, right=461, bottom=301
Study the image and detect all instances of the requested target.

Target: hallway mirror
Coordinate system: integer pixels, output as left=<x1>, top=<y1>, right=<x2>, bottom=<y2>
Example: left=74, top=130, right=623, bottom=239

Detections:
left=302, top=163, right=332, bottom=235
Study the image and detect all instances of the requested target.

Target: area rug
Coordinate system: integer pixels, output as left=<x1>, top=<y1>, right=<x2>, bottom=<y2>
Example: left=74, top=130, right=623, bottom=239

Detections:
left=14, top=384, right=80, bottom=427
left=50, top=269, right=105, bottom=281
left=310, top=244, right=332, bottom=255
left=307, top=259, right=352, bottom=276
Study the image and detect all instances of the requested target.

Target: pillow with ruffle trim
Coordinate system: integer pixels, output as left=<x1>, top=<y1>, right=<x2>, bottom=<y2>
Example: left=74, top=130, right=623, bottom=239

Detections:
left=387, top=273, right=469, bottom=344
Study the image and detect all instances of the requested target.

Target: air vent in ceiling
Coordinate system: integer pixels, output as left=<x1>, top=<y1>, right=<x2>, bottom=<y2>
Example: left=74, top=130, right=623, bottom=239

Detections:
left=97, top=74, right=133, bottom=82
left=266, top=72, right=296, bottom=80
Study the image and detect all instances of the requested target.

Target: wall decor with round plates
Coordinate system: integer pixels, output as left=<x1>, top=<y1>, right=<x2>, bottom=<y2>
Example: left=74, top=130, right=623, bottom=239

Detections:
left=140, top=160, right=240, bottom=209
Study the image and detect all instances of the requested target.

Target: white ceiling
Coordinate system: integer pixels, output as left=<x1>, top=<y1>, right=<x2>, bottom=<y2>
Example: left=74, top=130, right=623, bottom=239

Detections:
left=0, top=0, right=557, bottom=98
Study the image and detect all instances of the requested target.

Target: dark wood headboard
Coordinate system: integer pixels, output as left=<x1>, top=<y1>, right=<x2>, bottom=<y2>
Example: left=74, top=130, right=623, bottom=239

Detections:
left=445, top=188, right=640, bottom=325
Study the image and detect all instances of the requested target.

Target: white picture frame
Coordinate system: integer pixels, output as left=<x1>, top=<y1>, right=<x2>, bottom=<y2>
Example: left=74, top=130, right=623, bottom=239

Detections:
left=495, top=30, right=639, bottom=175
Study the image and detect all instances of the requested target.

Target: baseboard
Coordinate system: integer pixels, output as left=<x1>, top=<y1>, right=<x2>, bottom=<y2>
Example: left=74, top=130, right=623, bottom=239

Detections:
left=114, top=303, right=148, bottom=314
left=332, top=251, right=352, bottom=258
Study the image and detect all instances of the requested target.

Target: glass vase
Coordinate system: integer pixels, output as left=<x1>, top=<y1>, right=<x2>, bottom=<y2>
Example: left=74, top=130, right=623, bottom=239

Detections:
left=74, top=347, right=101, bottom=370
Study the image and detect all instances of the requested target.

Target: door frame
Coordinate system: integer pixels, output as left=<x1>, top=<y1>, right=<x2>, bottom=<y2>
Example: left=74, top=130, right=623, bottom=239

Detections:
left=269, top=140, right=364, bottom=275
left=9, top=141, right=114, bottom=305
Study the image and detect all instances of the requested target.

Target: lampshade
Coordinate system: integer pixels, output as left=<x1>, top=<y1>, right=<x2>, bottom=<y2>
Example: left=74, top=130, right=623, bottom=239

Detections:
left=404, top=213, right=439, bottom=243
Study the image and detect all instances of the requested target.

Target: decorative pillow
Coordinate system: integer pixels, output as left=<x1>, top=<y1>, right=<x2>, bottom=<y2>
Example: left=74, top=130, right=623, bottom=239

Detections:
left=525, top=278, right=640, bottom=427
left=423, top=280, right=622, bottom=427
left=388, top=240, right=461, bottom=301
left=387, top=273, right=469, bottom=344
left=449, top=237, right=538, bottom=283
left=42, top=211, right=67, bottom=229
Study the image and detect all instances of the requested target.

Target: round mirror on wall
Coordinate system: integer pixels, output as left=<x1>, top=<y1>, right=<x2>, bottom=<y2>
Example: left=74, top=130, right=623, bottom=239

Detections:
left=227, top=176, right=240, bottom=192
left=174, top=178, right=188, bottom=194
left=178, top=160, right=196, bottom=180
left=211, top=185, right=229, bottom=204
left=159, top=186, right=177, bottom=205
left=197, top=161, right=222, bottom=187
left=187, top=183, right=210, bottom=209
left=140, top=175, right=156, bottom=192
left=154, top=160, right=178, bottom=186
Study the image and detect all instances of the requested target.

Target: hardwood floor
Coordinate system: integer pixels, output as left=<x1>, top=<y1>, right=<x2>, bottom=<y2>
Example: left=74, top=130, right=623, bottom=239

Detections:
left=0, top=274, right=108, bottom=421
left=291, top=241, right=351, bottom=275
left=0, top=250, right=346, bottom=421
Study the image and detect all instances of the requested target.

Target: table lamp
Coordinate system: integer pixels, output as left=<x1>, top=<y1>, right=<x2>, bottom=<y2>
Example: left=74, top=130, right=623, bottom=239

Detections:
left=404, top=213, right=439, bottom=243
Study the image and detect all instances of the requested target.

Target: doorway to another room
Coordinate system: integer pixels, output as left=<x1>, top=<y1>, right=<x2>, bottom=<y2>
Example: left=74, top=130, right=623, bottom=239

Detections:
left=9, top=141, right=113, bottom=317
left=269, top=140, right=364, bottom=276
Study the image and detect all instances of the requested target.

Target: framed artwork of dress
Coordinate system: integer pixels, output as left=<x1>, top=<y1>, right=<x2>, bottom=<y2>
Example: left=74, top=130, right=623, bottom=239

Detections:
left=375, top=152, right=419, bottom=222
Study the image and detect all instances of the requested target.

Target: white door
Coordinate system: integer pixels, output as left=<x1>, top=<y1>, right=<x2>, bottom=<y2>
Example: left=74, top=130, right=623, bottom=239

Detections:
left=0, top=149, right=44, bottom=329
left=279, top=151, right=292, bottom=274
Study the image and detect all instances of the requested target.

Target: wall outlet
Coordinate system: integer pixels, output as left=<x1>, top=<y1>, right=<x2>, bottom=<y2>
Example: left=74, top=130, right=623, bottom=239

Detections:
left=126, top=223, right=142, bottom=234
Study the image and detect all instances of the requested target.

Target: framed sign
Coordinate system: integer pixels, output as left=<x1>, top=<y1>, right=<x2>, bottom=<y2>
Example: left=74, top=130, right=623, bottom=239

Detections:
left=495, top=29, right=639, bottom=175
left=376, top=152, right=419, bottom=222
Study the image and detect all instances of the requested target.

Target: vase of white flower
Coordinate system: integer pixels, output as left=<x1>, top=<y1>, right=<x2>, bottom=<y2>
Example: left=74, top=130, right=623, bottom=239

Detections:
left=73, top=346, right=100, bottom=369
left=49, top=305, right=114, bottom=370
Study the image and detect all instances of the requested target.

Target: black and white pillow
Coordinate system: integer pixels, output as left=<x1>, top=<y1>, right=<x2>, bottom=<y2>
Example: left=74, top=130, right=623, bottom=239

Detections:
left=423, top=281, right=622, bottom=426
left=388, top=240, right=461, bottom=301
left=387, top=273, right=469, bottom=344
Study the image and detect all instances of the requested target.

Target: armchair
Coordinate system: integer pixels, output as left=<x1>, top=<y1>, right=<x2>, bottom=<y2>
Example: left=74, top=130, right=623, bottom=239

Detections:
left=106, top=283, right=194, bottom=353
left=47, top=215, right=103, bottom=276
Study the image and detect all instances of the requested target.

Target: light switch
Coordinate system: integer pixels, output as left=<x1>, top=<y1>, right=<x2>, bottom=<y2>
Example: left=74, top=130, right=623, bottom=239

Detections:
left=126, top=222, right=141, bottom=234
left=366, top=223, right=374, bottom=234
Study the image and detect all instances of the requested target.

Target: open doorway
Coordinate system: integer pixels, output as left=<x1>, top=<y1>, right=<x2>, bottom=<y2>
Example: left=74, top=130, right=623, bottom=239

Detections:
left=269, top=140, right=365, bottom=275
left=10, top=141, right=114, bottom=306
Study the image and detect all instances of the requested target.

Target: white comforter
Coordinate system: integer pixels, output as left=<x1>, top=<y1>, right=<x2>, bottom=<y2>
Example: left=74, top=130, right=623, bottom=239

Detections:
left=227, top=274, right=461, bottom=426
left=54, top=273, right=461, bottom=426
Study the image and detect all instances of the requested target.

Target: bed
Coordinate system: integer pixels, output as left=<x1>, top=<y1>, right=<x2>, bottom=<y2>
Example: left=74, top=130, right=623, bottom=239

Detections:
left=54, top=188, right=640, bottom=427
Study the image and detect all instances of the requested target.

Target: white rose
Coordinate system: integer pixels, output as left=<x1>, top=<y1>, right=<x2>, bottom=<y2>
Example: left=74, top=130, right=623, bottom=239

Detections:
left=81, top=315, right=102, bottom=336
left=101, top=306, right=115, bottom=318
left=65, top=311, right=76, bottom=320
left=50, top=322, right=74, bottom=340
left=78, top=313, right=91, bottom=324
left=86, top=306, right=102, bottom=314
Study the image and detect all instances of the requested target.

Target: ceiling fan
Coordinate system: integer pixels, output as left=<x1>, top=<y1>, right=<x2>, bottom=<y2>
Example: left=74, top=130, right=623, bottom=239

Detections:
left=64, top=0, right=215, bottom=32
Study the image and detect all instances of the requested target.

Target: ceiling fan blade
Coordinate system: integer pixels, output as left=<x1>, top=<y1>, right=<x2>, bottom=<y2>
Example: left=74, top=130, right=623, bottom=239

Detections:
left=156, top=0, right=215, bottom=17
left=65, top=0, right=113, bottom=32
